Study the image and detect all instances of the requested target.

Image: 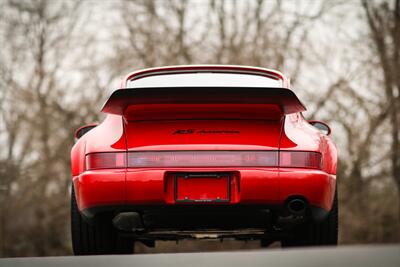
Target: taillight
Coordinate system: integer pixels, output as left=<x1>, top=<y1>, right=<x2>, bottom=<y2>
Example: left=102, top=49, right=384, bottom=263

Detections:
left=85, top=152, right=126, bottom=170
left=279, top=151, right=322, bottom=169
left=85, top=151, right=322, bottom=170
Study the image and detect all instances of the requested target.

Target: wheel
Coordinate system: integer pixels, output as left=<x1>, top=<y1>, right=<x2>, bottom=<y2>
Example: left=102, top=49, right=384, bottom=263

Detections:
left=282, top=188, right=338, bottom=247
left=70, top=186, right=134, bottom=255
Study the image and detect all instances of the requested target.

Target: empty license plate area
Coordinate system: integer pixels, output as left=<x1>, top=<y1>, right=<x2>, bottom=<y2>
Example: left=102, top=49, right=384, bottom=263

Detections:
left=175, top=173, right=230, bottom=203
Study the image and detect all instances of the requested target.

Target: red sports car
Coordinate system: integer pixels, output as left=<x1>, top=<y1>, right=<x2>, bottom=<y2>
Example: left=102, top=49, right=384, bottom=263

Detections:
left=71, top=65, right=338, bottom=255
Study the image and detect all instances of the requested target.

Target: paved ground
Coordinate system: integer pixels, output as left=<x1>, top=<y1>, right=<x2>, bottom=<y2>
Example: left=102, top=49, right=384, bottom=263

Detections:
left=0, top=245, right=399, bottom=267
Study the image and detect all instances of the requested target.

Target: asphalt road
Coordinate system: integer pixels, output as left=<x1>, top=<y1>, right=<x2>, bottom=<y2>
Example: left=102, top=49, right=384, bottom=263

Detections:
left=0, top=245, right=399, bottom=267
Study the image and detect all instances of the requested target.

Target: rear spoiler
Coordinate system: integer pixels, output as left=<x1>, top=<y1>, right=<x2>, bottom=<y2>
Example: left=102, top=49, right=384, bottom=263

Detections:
left=101, top=87, right=306, bottom=115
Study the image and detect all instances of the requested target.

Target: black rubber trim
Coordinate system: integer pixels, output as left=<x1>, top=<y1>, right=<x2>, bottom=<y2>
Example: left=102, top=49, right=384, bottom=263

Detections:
left=82, top=204, right=281, bottom=219
left=81, top=204, right=329, bottom=223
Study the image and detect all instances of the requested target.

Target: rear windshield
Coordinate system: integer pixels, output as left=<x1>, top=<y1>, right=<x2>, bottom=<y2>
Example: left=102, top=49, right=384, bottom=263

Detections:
left=127, top=73, right=283, bottom=88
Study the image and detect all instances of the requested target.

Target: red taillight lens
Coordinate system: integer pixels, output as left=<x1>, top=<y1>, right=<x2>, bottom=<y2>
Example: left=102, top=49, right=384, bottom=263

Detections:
left=85, top=153, right=126, bottom=170
left=127, top=151, right=278, bottom=168
left=85, top=151, right=322, bottom=170
left=279, top=151, right=322, bottom=169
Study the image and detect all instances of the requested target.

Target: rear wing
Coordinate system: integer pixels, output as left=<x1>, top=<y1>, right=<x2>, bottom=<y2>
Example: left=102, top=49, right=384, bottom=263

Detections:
left=101, top=87, right=306, bottom=116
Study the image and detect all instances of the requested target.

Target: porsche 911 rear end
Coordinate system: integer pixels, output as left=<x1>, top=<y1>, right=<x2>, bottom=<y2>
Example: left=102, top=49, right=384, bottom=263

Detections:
left=70, top=65, right=338, bottom=255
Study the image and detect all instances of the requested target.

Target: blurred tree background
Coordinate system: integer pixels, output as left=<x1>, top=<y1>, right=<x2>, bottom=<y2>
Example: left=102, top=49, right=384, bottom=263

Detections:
left=0, top=0, right=399, bottom=257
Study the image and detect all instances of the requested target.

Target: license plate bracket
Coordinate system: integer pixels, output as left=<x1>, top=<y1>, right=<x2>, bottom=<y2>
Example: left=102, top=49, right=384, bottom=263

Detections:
left=174, top=173, right=230, bottom=203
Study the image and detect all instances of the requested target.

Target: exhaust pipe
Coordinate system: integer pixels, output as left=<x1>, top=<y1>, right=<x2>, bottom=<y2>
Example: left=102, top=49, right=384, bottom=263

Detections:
left=286, top=198, right=307, bottom=215
left=113, top=212, right=144, bottom=232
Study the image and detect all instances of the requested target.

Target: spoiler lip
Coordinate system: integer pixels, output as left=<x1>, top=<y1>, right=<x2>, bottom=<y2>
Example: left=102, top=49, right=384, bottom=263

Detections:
left=122, top=65, right=290, bottom=88
left=101, top=87, right=306, bottom=115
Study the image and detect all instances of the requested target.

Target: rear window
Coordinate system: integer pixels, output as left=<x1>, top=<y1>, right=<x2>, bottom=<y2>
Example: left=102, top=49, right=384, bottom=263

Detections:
left=127, top=73, right=283, bottom=88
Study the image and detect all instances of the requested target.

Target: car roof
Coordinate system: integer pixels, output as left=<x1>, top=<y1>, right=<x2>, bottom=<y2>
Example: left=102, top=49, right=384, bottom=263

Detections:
left=121, top=65, right=290, bottom=88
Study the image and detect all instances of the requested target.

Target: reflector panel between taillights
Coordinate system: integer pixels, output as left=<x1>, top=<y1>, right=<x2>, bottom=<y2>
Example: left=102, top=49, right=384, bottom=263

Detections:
left=127, top=151, right=278, bottom=168
left=85, top=151, right=322, bottom=170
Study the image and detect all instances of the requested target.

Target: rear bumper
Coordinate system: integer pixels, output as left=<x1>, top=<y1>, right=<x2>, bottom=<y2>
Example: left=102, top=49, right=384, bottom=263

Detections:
left=73, top=167, right=335, bottom=218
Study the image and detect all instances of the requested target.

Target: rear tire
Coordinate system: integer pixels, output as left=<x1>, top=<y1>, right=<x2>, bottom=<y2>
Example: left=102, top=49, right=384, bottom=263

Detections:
left=71, top=187, right=134, bottom=255
left=282, top=188, right=338, bottom=247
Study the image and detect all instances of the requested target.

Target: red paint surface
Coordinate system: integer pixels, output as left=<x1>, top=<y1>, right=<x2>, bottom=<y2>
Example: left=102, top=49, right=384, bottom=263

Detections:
left=71, top=66, right=337, bottom=213
left=71, top=115, right=337, bottom=211
left=73, top=170, right=126, bottom=210
left=73, top=167, right=335, bottom=211
left=124, top=119, right=283, bottom=150
left=124, top=103, right=283, bottom=121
